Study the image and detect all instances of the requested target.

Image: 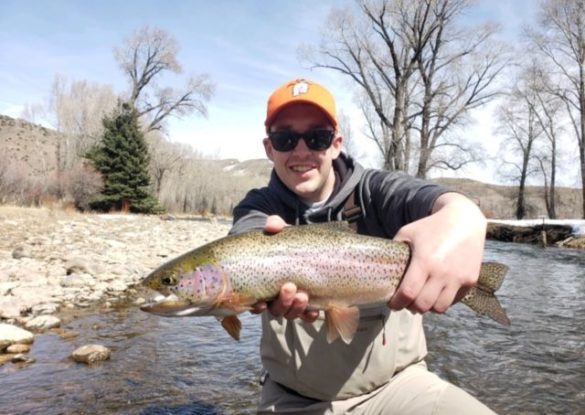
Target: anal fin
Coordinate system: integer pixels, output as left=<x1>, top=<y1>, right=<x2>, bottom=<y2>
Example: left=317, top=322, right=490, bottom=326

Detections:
left=221, top=315, right=242, bottom=341
left=325, top=305, right=360, bottom=344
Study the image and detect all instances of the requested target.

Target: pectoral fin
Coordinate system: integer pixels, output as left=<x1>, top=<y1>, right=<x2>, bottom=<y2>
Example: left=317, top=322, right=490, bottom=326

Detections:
left=325, top=305, right=360, bottom=344
left=221, top=315, right=242, bottom=341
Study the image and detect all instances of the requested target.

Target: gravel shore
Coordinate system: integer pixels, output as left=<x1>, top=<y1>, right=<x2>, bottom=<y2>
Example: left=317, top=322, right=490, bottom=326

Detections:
left=0, top=206, right=231, bottom=361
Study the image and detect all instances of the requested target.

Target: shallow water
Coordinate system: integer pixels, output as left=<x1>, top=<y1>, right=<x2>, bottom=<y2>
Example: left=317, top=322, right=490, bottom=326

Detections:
left=1, top=241, right=584, bottom=414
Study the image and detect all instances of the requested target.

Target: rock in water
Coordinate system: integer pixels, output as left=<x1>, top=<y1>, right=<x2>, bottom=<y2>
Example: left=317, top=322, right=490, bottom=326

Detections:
left=0, top=323, right=34, bottom=345
left=25, top=315, right=61, bottom=331
left=6, top=344, right=31, bottom=353
left=72, top=344, right=111, bottom=364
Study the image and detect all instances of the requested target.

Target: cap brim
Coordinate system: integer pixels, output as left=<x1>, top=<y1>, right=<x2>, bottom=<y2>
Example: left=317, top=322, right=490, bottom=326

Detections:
left=265, top=101, right=337, bottom=131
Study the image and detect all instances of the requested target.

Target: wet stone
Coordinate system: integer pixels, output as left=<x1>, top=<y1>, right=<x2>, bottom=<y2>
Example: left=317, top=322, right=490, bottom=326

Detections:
left=11, top=353, right=35, bottom=364
left=0, top=354, right=13, bottom=365
left=31, top=302, right=60, bottom=316
left=6, top=343, right=31, bottom=353
left=0, top=323, right=34, bottom=345
left=72, top=344, right=111, bottom=364
left=25, top=315, right=61, bottom=331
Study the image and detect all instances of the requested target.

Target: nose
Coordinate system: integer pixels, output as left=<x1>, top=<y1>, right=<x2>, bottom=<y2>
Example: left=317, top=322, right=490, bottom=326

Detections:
left=291, top=135, right=312, bottom=154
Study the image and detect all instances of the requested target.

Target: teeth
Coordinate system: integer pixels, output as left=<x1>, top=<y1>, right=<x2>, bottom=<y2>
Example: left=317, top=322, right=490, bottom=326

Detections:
left=291, top=166, right=313, bottom=172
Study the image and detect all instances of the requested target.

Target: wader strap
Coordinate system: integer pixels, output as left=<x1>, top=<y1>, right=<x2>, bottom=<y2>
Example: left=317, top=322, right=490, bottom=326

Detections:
left=342, top=188, right=362, bottom=230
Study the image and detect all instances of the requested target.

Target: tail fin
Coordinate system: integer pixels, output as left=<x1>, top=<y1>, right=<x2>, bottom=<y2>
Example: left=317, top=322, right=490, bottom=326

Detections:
left=461, top=262, right=511, bottom=326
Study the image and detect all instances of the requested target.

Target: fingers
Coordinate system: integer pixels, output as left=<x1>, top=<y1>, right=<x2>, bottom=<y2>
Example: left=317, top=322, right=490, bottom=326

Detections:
left=390, top=207, right=483, bottom=316
left=414, top=281, right=458, bottom=315
left=264, top=215, right=288, bottom=234
left=389, top=258, right=460, bottom=315
left=265, top=282, right=318, bottom=322
left=389, top=259, right=426, bottom=311
left=269, top=282, right=297, bottom=316
left=250, top=302, right=267, bottom=314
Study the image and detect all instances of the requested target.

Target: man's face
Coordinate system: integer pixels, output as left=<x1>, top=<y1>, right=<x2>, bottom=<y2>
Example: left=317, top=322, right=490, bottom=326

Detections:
left=264, top=103, right=343, bottom=203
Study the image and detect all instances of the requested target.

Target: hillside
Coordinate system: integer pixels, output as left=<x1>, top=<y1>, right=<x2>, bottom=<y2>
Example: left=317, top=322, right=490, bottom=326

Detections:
left=0, top=115, right=60, bottom=177
left=434, top=178, right=582, bottom=219
left=0, top=114, right=582, bottom=218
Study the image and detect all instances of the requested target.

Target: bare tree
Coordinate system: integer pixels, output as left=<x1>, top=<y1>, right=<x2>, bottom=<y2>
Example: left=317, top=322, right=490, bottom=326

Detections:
left=302, top=0, right=508, bottom=177
left=338, top=110, right=363, bottom=161
left=495, top=68, right=545, bottom=219
left=20, top=102, right=45, bottom=125
left=529, top=0, right=585, bottom=218
left=146, top=131, right=192, bottom=197
left=114, top=26, right=216, bottom=132
left=529, top=65, right=564, bottom=218
left=47, top=74, right=118, bottom=172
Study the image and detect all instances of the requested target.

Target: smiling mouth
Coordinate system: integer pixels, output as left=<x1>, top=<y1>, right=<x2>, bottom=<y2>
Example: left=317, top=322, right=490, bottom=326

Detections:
left=290, top=165, right=316, bottom=173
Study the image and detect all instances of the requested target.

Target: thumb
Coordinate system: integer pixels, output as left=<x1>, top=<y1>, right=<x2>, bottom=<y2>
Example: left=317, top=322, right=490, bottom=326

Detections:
left=264, top=215, right=288, bottom=234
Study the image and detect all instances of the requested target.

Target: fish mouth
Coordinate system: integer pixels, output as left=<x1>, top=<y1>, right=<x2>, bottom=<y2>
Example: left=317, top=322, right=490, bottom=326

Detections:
left=140, top=294, right=211, bottom=317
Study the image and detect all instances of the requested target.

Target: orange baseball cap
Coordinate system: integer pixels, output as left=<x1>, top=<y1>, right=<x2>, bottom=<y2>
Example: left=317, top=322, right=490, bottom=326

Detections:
left=264, top=79, right=338, bottom=131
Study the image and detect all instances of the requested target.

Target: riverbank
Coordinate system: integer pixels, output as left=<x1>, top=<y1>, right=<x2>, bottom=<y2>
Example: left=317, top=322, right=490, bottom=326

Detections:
left=487, top=219, right=585, bottom=249
left=0, top=206, right=231, bottom=363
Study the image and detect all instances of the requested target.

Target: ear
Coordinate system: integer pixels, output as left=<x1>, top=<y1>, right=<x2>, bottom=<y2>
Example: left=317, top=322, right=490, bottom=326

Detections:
left=330, top=135, right=343, bottom=159
left=263, top=138, right=275, bottom=162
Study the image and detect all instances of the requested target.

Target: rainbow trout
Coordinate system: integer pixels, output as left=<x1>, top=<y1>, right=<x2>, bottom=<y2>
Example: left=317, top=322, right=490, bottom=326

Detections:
left=140, top=222, right=510, bottom=343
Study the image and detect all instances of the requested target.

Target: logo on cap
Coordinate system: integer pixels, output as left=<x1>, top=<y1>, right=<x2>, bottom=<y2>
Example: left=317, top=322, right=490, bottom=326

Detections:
left=291, top=80, right=310, bottom=97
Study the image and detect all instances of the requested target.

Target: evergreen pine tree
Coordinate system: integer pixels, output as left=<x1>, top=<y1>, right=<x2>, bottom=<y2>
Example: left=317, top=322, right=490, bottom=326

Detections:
left=87, top=103, right=163, bottom=214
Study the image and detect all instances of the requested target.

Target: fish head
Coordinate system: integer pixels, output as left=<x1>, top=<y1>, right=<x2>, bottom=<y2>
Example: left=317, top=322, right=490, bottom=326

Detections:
left=140, top=255, right=228, bottom=317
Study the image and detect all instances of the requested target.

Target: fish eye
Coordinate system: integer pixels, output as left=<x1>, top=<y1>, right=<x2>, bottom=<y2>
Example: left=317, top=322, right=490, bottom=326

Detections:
left=161, top=275, right=177, bottom=286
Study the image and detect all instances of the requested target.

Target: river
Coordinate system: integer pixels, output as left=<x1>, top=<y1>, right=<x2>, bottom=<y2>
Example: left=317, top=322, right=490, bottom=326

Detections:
left=0, top=240, right=584, bottom=415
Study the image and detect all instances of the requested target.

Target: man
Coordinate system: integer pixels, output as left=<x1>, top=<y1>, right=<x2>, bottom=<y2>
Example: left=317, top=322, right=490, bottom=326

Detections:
left=230, top=79, right=496, bottom=414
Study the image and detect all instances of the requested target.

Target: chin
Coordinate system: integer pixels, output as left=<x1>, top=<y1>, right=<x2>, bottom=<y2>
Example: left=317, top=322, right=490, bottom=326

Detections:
left=293, top=186, right=320, bottom=201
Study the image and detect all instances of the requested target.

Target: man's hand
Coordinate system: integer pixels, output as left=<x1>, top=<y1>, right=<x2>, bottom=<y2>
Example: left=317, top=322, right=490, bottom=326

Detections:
left=389, top=193, right=487, bottom=315
left=250, top=215, right=319, bottom=323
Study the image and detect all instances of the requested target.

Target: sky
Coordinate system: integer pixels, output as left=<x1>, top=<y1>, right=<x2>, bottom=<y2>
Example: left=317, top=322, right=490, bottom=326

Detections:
left=1, top=0, right=552, bottom=185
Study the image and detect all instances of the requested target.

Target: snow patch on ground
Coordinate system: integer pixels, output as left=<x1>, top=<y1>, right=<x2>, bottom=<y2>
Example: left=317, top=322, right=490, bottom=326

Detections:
left=489, top=219, right=585, bottom=235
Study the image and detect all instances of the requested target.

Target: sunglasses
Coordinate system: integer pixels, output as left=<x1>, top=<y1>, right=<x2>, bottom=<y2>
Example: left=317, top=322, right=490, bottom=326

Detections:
left=268, top=129, right=335, bottom=152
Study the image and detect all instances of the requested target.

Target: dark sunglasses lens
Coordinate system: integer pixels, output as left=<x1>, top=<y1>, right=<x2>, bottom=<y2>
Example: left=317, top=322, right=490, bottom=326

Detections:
left=269, top=131, right=298, bottom=151
left=304, top=130, right=334, bottom=150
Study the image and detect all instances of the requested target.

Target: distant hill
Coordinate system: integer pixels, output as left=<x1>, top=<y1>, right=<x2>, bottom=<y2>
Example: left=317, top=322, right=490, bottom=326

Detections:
left=433, top=178, right=582, bottom=219
left=0, top=114, right=582, bottom=218
left=0, top=114, right=60, bottom=176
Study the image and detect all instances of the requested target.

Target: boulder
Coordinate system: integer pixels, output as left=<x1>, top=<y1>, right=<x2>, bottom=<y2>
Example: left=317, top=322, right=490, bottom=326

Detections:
left=71, top=344, right=111, bottom=364
left=25, top=315, right=61, bottom=331
left=12, top=245, right=32, bottom=259
left=0, top=354, right=13, bottom=365
left=6, top=343, right=31, bottom=353
left=0, top=298, right=27, bottom=319
left=0, top=323, right=34, bottom=345
left=31, top=302, right=60, bottom=316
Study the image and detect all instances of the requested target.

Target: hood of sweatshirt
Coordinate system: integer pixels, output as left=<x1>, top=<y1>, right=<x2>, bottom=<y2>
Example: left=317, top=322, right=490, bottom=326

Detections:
left=266, top=152, right=365, bottom=225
